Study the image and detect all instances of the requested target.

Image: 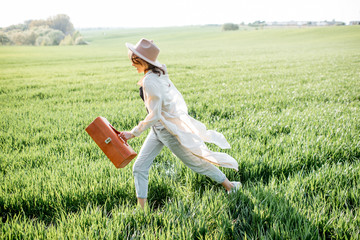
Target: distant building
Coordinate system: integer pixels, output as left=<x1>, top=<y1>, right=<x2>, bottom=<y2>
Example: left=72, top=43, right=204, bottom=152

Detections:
left=317, top=21, right=329, bottom=26
left=350, top=21, right=360, bottom=25
left=264, top=20, right=345, bottom=27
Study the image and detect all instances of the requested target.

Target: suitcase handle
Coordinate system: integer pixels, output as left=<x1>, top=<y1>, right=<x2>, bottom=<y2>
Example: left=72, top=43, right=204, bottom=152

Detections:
left=118, top=135, right=129, bottom=146
left=109, top=124, right=129, bottom=146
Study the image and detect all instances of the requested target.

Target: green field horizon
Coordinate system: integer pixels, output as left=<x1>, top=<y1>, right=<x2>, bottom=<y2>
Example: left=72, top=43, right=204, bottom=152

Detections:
left=1, top=25, right=359, bottom=239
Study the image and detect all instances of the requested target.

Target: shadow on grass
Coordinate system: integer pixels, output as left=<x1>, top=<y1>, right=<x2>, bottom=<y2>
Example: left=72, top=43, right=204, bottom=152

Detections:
left=234, top=144, right=360, bottom=186
left=229, top=187, right=322, bottom=239
left=148, top=179, right=175, bottom=210
left=1, top=185, right=136, bottom=225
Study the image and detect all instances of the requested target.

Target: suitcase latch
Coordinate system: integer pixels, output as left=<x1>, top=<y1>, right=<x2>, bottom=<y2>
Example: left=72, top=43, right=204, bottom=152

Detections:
left=105, top=137, right=112, bottom=144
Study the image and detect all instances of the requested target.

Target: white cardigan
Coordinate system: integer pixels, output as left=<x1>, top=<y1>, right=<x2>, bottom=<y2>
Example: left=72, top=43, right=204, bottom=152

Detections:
left=130, top=68, right=238, bottom=171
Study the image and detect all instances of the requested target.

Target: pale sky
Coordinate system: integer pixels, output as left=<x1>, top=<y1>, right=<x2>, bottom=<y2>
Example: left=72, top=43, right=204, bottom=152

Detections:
left=1, top=0, right=360, bottom=28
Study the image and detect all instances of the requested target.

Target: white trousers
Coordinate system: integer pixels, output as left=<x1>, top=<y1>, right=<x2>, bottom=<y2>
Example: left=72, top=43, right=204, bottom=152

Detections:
left=133, top=125, right=227, bottom=198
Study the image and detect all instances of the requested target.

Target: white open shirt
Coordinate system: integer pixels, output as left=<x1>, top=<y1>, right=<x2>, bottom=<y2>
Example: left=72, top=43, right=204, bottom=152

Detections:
left=131, top=67, right=238, bottom=171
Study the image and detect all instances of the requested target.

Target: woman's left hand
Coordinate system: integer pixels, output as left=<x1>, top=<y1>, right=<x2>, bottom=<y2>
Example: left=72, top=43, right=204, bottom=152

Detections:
left=118, top=131, right=135, bottom=142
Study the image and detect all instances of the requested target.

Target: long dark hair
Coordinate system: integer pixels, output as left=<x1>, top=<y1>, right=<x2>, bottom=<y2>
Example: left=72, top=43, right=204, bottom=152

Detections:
left=146, top=63, right=165, bottom=76
left=129, top=51, right=165, bottom=76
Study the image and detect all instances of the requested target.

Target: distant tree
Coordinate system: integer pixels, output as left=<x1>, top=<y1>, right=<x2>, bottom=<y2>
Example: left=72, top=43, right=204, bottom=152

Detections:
left=47, top=29, right=65, bottom=45
left=35, top=36, right=52, bottom=46
left=0, top=31, right=12, bottom=45
left=24, top=20, right=32, bottom=29
left=47, top=14, right=75, bottom=35
left=33, top=26, right=52, bottom=37
left=59, top=34, right=74, bottom=45
left=222, top=23, right=239, bottom=31
left=72, top=30, right=82, bottom=41
left=29, top=19, right=49, bottom=29
left=248, top=21, right=266, bottom=29
left=2, top=14, right=85, bottom=46
left=23, top=30, right=37, bottom=45
left=9, top=32, right=26, bottom=45
left=71, top=30, right=87, bottom=45
left=4, top=24, right=27, bottom=32
left=74, top=36, right=87, bottom=45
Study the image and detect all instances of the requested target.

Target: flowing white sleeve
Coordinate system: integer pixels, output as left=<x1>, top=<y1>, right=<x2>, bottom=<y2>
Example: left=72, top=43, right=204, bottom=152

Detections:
left=130, top=79, right=162, bottom=137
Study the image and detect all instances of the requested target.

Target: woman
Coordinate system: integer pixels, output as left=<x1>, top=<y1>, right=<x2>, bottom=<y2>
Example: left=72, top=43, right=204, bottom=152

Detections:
left=119, top=38, right=240, bottom=209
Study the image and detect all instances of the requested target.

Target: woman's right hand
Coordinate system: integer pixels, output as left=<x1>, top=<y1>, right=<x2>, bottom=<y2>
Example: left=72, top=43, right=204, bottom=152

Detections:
left=118, top=131, right=135, bottom=142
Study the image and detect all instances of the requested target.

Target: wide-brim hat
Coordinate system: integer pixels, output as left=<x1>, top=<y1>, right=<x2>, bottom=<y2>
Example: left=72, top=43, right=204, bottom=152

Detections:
left=126, top=38, right=163, bottom=68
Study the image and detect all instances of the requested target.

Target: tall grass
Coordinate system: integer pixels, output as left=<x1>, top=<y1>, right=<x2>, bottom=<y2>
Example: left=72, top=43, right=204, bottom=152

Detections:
left=1, top=26, right=359, bottom=239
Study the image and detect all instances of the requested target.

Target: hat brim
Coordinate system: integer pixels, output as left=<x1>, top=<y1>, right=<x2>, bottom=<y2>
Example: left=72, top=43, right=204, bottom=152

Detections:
left=126, top=42, right=163, bottom=68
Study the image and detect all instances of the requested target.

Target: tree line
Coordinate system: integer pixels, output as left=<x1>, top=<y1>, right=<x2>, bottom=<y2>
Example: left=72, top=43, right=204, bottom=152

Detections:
left=222, top=20, right=346, bottom=31
left=0, top=14, right=87, bottom=46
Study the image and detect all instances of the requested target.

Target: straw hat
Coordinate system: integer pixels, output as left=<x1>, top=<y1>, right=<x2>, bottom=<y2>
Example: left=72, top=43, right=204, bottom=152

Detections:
left=126, top=38, right=162, bottom=68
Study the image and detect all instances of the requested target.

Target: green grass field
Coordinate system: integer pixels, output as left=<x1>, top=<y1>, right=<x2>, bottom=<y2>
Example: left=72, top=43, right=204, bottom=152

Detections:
left=1, top=25, right=360, bottom=239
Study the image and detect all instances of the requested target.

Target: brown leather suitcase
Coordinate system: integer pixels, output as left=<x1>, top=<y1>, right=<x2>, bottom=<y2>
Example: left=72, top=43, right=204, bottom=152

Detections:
left=85, top=116, right=137, bottom=168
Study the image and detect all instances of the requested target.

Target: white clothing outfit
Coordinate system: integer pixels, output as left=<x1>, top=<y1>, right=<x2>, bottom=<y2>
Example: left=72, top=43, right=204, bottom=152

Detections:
left=133, top=125, right=227, bottom=198
left=130, top=67, right=238, bottom=198
left=131, top=67, right=239, bottom=170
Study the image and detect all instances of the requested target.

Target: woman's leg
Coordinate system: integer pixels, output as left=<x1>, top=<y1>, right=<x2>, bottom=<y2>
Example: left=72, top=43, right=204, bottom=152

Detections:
left=221, top=178, right=234, bottom=191
left=157, top=128, right=228, bottom=186
left=133, top=128, right=163, bottom=208
left=137, top=198, right=147, bottom=209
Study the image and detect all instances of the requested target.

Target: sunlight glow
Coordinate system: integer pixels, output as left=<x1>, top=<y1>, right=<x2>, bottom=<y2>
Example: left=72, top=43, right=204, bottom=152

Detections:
left=1, top=0, right=360, bottom=28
